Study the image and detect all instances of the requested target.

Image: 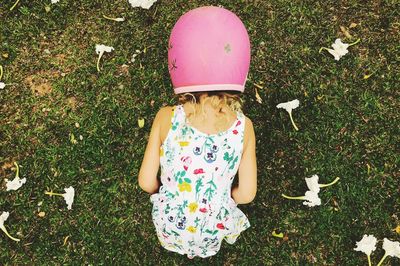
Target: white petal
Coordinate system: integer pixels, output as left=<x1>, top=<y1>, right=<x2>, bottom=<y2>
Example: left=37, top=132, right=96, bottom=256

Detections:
left=382, top=238, right=400, bottom=257
left=63, top=186, right=75, bottom=210
left=305, top=175, right=320, bottom=193
left=5, top=177, right=27, bottom=191
left=332, top=38, right=349, bottom=51
left=51, top=0, right=60, bottom=3
left=276, top=99, right=300, bottom=113
left=0, top=212, right=9, bottom=227
left=128, top=0, right=143, bottom=7
left=327, top=48, right=342, bottom=61
left=95, top=44, right=114, bottom=54
left=0, top=82, right=5, bottom=89
left=354, top=234, right=377, bottom=256
left=141, top=0, right=157, bottom=9
left=303, top=191, right=321, bottom=207
left=129, top=0, right=157, bottom=9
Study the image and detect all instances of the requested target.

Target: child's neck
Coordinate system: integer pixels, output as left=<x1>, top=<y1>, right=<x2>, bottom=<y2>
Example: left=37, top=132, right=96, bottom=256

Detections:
left=183, top=102, right=236, bottom=134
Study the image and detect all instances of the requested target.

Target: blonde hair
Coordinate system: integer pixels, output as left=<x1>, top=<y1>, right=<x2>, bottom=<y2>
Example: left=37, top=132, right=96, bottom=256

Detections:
left=177, top=91, right=243, bottom=131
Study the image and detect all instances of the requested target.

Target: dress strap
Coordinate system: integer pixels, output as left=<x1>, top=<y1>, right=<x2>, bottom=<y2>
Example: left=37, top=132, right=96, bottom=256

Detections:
left=169, top=105, right=186, bottom=130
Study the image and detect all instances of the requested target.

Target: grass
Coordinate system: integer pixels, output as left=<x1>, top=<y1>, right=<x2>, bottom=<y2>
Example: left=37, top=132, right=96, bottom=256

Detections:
left=0, top=0, right=399, bottom=265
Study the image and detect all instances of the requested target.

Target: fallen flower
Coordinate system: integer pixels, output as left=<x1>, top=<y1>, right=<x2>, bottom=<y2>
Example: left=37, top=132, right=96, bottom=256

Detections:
left=354, top=234, right=377, bottom=266
left=0, top=212, right=20, bottom=242
left=305, top=175, right=340, bottom=193
left=45, top=186, right=75, bottom=210
left=377, top=238, right=400, bottom=266
left=95, top=44, right=114, bottom=72
left=103, top=15, right=125, bottom=22
left=51, top=0, right=60, bottom=3
left=282, top=190, right=321, bottom=207
left=0, top=82, right=5, bottom=89
left=276, top=99, right=300, bottom=131
left=319, top=38, right=360, bottom=61
left=128, top=0, right=158, bottom=9
left=5, top=162, right=27, bottom=191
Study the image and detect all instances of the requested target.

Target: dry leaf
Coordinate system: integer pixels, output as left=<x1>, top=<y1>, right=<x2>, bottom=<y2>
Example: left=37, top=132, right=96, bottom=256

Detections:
left=349, top=22, right=357, bottom=28
left=138, top=118, right=145, bottom=128
left=1, top=161, right=14, bottom=170
left=63, top=235, right=70, bottom=246
left=340, top=26, right=352, bottom=39
left=363, top=73, right=373, bottom=79
left=395, top=225, right=400, bottom=234
left=255, top=87, right=262, bottom=104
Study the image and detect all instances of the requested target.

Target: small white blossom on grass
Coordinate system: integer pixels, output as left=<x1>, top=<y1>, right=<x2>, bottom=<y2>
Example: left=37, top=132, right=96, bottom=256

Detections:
left=319, top=38, right=360, bottom=61
left=377, top=238, right=400, bottom=266
left=303, top=191, right=321, bottom=207
left=305, top=175, right=320, bottom=192
left=45, top=186, right=75, bottom=210
left=282, top=175, right=339, bottom=207
left=354, top=234, right=377, bottom=266
left=5, top=162, right=26, bottom=191
left=0, top=212, right=20, bottom=242
left=103, top=15, right=125, bottom=22
left=276, top=99, right=300, bottom=131
left=305, top=175, right=341, bottom=193
left=282, top=190, right=321, bottom=207
left=0, top=82, right=5, bottom=89
left=51, top=0, right=60, bottom=3
left=95, top=44, right=114, bottom=72
left=128, top=0, right=157, bottom=9
left=63, top=186, right=75, bottom=210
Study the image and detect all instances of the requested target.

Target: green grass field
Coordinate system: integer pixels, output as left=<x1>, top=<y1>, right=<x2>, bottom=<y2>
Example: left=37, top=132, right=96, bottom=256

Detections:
left=1, top=0, right=399, bottom=265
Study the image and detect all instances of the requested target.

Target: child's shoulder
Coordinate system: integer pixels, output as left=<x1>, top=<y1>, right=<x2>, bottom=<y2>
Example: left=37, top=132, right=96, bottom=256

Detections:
left=243, top=115, right=254, bottom=129
left=154, top=106, right=175, bottom=126
left=156, top=105, right=175, bottom=119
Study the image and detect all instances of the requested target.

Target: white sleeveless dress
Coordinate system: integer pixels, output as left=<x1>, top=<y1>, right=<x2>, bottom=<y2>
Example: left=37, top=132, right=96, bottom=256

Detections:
left=150, top=105, right=250, bottom=258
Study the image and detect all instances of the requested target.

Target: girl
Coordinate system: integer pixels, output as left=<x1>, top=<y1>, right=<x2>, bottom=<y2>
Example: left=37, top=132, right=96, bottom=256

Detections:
left=138, top=6, right=257, bottom=259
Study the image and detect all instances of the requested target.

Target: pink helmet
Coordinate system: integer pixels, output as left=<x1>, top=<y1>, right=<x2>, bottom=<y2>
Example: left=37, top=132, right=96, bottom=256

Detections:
left=168, top=6, right=251, bottom=94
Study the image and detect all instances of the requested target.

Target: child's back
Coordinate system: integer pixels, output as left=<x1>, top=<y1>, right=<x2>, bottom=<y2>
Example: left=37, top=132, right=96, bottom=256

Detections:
left=149, top=99, right=252, bottom=258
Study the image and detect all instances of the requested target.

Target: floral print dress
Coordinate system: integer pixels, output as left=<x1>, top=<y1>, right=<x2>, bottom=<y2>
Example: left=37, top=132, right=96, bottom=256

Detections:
left=150, top=105, right=250, bottom=258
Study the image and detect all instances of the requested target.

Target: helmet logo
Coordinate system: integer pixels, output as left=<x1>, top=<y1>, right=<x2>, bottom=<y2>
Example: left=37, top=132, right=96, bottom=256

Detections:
left=224, top=43, right=231, bottom=53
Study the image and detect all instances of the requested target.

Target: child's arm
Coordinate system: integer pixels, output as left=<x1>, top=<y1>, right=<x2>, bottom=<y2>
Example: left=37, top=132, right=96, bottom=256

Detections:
left=138, top=107, right=170, bottom=194
left=232, top=116, right=257, bottom=204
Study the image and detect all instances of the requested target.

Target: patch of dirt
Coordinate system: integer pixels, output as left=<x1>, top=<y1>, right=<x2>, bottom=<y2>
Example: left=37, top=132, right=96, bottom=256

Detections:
left=24, top=71, right=59, bottom=96
left=66, top=96, right=78, bottom=110
left=1, top=160, right=16, bottom=177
